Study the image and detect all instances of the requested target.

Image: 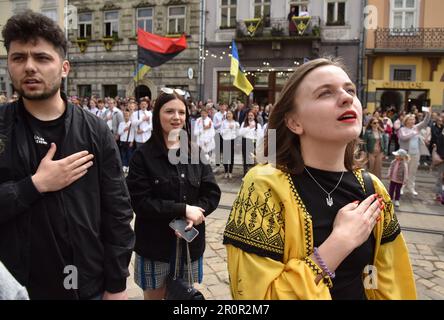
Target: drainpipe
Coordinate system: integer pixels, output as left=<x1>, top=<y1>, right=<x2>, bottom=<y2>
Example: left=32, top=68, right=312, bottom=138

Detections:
left=198, top=0, right=206, bottom=101
left=357, top=0, right=367, bottom=106
left=64, top=0, right=69, bottom=95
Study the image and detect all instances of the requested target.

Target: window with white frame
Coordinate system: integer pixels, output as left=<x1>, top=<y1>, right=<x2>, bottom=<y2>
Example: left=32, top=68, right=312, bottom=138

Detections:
left=254, top=0, right=270, bottom=27
left=326, top=1, right=346, bottom=26
left=220, top=0, right=237, bottom=28
left=289, top=1, right=310, bottom=16
left=137, top=7, right=153, bottom=32
left=390, top=0, right=418, bottom=30
left=41, top=8, right=57, bottom=22
left=78, top=13, right=92, bottom=39
left=104, top=11, right=119, bottom=38
left=168, top=6, right=186, bottom=34
left=41, top=0, right=58, bottom=22
left=13, top=1, right=29, bottom=14
left=42, top=0, right=57, bottom=6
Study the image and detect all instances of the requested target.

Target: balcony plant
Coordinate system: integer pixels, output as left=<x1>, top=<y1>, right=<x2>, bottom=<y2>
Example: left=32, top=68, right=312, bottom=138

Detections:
left=312, top=25, right=320, bottom=37
left=102, top=32, right=118, bottom=51
left=271, top=24, right=284, bottom=37
left=75, top=37, right=89, bottom=53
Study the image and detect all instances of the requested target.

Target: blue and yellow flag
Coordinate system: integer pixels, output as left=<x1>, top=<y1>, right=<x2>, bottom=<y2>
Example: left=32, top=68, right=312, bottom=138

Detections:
left=133, top=63, right=151, bottom=81
left=230, top=41, right=253, bottom=96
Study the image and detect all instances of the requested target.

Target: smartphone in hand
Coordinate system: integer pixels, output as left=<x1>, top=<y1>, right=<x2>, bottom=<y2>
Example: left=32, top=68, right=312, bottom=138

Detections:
left=422, top=106, right=430, bottom=113
left=169, top=218, right=199, bottom=243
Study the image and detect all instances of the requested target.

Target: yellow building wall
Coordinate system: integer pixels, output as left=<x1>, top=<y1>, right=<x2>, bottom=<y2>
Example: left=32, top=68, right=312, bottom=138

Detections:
left=365, top=0, right=444, bottom=112
left=371, top=56, right=426, bottom=81
left=367, top=57, right=444, bottom=112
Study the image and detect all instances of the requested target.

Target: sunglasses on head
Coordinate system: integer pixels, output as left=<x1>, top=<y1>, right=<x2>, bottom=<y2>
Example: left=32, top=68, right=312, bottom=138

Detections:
left=160, top=87, right=185, bottom=96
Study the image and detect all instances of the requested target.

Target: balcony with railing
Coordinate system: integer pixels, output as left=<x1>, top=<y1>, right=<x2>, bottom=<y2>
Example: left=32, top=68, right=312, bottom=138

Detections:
left=375, top=28, right=444, bottom=51
left=235, top=16, right=321, bottom=41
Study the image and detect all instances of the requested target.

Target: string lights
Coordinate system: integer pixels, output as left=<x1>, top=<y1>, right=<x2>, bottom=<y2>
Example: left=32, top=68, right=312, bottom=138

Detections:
left=199, top=46, right=303, bottom=78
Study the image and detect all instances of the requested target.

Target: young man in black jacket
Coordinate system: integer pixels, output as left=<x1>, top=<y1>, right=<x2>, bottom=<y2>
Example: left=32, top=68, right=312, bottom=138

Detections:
left=0, top=11, right=135, bottom=300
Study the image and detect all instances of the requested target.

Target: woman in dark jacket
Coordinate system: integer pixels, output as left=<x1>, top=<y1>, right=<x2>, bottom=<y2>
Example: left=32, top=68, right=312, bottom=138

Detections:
left=126, top=89, right=221, bottom=300
left=363, top=117, right=388, bottom=179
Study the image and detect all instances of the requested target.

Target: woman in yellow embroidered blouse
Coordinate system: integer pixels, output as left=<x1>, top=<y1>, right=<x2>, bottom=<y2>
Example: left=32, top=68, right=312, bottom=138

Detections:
left=223, top=58, right=416, bottom=300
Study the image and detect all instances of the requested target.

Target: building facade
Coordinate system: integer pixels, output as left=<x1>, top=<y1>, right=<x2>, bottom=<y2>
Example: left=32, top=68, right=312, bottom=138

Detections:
left=0, top=0, right=66, bottom=97
left=203, top=0, right=363, bottom=105
left=365, top=0, right=444, bottom=113
left=67, top=0, right=201, bottom=100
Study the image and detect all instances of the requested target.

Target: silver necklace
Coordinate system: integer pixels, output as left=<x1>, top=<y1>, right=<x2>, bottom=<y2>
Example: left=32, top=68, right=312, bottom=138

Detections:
left=304, top=167, right=344, bottom=207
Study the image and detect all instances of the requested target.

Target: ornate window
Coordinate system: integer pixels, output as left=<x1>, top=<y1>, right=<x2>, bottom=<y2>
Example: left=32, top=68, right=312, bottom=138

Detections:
left=104, top=10, right=119, bottom=38
left=78, top=13, right=92, bottom=39
left=326, top=0, right=346, bottom=26
left=254, top=0, right=270, bottom=27
left=220, top=0, right=237, bottom=28
left=137, top=7, right=153, bottom=32
left=390, top=0, right=418, bottom=30
left=168, top=6, right=186, bottom=34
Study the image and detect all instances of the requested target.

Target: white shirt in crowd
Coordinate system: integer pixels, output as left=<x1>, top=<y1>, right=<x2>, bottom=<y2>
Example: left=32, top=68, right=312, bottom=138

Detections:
left=89, top=107, right=98, bottom=115
left=221, top=119, right=239, bottom=140
left=194, top=116, right=215, bottom=153
left=118, top=120, right=136, bottom=143
left=239, top=121, right=263, bottom=141
left=213, top=111, right=226, bottom=134
left=106, top=108, right=123, bottom=133
left=95, top=109, right=107, bottom=120
left=131, top=109, right=153, bottom=143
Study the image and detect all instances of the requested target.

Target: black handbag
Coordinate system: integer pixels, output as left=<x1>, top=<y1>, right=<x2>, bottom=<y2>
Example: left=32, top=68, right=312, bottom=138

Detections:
left=165, top=238, right=205, bottom=300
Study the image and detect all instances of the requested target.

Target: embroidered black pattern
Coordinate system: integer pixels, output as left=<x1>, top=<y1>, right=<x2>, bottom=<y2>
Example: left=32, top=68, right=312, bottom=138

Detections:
left=381, top=199, right=401, bottom=244
left=286, top=173, right=313, bottom=256
left=303, top=257, right=322, bottom=276
left=223, top=181, right=285, bottom=261
left=303, top=257, right=333, bottom=289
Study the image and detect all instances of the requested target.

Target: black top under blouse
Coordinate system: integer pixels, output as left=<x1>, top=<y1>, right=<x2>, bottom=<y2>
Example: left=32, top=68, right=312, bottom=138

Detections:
left=291, top=167, right=375, bottom=300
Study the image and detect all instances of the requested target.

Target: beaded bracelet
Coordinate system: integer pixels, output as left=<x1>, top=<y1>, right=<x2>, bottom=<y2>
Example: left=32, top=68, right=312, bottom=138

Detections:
left=313, top=247, right=336, bottom=279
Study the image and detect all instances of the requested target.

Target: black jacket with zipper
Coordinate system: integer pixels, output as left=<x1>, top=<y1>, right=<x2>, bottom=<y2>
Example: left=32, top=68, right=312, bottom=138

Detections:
left=0, top=96, right=135, bottom=299
left=126, top=137, right=221, bottom=262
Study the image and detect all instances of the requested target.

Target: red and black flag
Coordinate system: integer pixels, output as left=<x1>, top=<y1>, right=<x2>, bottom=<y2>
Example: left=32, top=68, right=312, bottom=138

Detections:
left=137, top=28, right=187, bottom=67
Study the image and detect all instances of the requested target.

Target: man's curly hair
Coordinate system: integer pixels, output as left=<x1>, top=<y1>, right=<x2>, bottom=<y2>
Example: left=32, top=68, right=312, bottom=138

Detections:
left=2, top=10, right=67, bottom=58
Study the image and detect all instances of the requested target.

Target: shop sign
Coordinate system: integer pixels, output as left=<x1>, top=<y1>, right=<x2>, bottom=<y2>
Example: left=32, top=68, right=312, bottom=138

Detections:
left=382, top=81, right=424, bottom=89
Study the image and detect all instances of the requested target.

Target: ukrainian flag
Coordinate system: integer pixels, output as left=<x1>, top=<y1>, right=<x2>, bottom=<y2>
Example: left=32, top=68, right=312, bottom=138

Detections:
left=230, top=41, right=253, bottom=96
left=133, top=63, right=151, bottom=82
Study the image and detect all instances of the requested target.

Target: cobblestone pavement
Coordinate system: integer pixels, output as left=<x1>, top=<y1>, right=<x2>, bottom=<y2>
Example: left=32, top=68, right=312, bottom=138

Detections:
left=126, top=162, right=444, bottom=300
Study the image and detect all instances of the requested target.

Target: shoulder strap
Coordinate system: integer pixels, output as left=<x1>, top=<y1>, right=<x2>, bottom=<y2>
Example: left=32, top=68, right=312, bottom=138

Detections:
left=362, top=170, right=375, bottom=197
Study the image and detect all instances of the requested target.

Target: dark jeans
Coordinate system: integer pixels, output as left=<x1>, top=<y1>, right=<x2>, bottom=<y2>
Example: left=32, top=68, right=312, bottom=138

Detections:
left=119, top=142, right=134, bottom=167
left=242, top=137, right=255, bottom=176
left=387, top=132, right=399, bottom=155
left=223, top=139, right=235, bottom=173
left=389, top=181, right=403, bottom=201
left=136, top=142, right=145, bottom=149
left=215, top=133, right=223, bottom=166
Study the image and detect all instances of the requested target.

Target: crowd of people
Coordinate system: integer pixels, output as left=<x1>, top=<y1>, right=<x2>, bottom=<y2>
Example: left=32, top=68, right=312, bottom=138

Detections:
left=58, top=93, right=273, bottom=178
left=361, top=106, right=444, bottom=205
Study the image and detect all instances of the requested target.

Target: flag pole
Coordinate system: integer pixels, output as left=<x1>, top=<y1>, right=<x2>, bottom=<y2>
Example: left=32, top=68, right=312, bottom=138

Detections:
left=136, top=31, right=139, bottom=100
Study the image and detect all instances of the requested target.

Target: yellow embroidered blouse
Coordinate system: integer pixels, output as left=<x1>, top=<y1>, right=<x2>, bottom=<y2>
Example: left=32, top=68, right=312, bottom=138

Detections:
left=223, top=164, right=416, bottom=300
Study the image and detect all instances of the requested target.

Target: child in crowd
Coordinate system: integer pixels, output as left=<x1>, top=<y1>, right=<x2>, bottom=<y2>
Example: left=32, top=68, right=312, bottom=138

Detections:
left=194, top=108, right=215, bottom=162
left=118, top=109, right=136, bottom=173
left=387, top=148, right=410, bottom=207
